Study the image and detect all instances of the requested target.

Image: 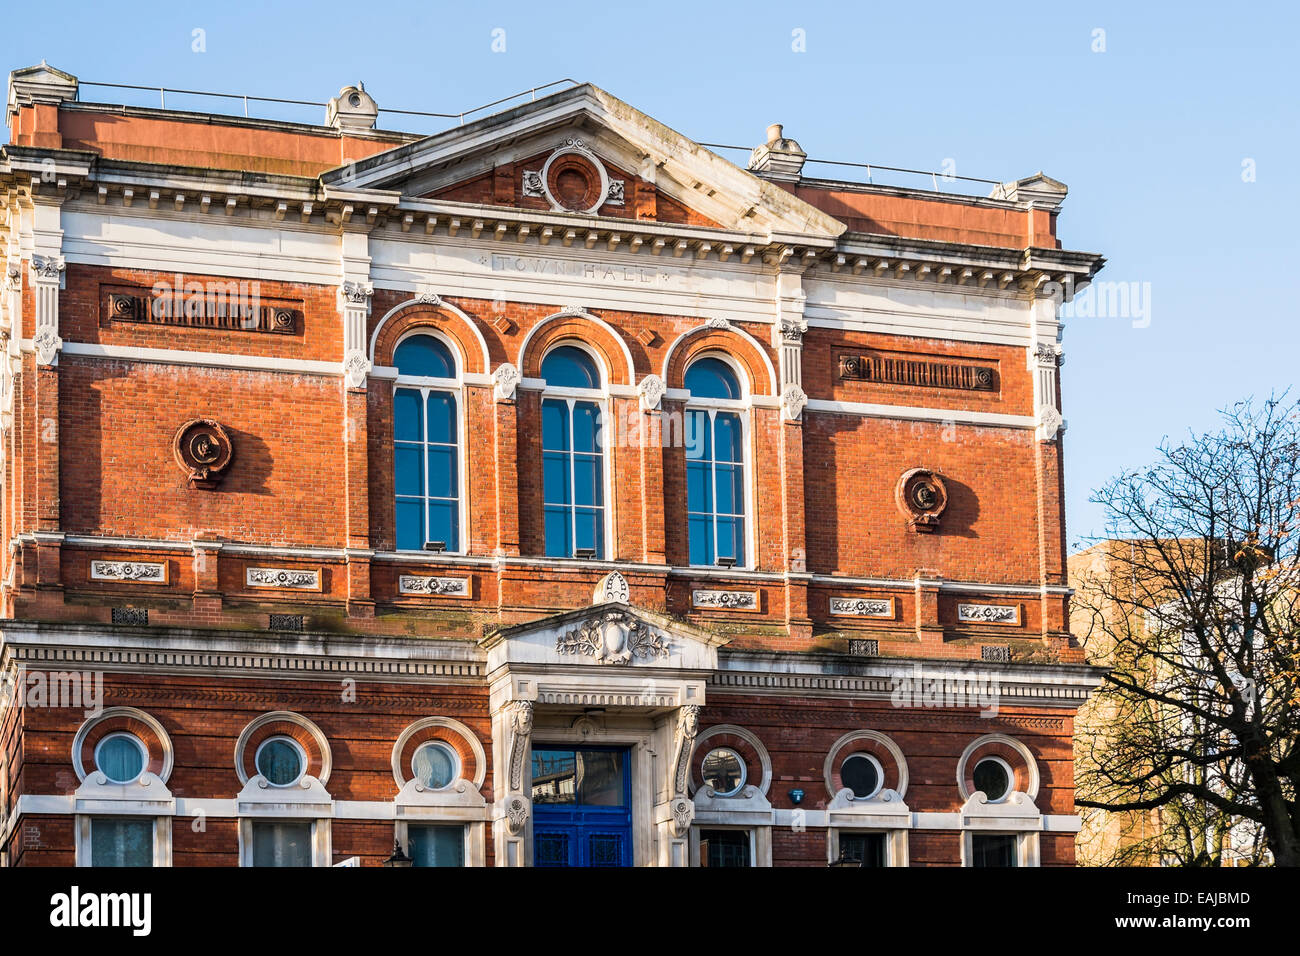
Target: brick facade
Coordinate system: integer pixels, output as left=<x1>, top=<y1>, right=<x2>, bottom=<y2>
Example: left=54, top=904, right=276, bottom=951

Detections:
left=0, top=64, right=1104, bottom=867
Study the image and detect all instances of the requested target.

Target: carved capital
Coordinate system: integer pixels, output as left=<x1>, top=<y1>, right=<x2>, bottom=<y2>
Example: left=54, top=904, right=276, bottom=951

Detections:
left=338, top=280, right=373, bottom=308
left=29, top=254, right=65, bottom=284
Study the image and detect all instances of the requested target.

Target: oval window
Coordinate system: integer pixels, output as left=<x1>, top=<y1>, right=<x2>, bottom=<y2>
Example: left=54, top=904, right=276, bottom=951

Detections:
left=841, top=753, right=883, bottom=799
left=412, top=741, right=459, bottom=790
left=973, top=757, right=1013, bottom=802
left=94, top=733, right=147, bottom=785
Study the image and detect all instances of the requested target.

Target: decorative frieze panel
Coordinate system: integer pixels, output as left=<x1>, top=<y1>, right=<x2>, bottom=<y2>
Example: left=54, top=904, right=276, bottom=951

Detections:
left=829, top=596, right=894, bottom=618
left=838, top=352, right=997, bottom=392
left=102, top=288, right=300, bottom=335
left=90, top=560, right=168, bottom=584
left=398, top=575, right=470, bottom=597
left=957, top=603, right=1021, bottom=626
left=245, top=567, right=322, bottom=591
left=692, top=589, right=759, bottom=611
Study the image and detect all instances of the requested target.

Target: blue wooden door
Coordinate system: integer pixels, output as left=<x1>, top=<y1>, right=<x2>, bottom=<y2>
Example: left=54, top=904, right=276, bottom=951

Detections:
left=532, top=746, right=633, bottom=867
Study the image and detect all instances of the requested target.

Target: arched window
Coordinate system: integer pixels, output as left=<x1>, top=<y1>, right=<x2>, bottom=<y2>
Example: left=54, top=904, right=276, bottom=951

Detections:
left=541, top=345, right=605, bottom=559
left=684, top=357, right=746, bottom=566
left=393, top=334, right=461, bottom=552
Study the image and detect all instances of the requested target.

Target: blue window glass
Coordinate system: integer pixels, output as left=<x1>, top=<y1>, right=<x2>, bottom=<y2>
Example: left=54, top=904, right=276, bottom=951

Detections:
left=394, top=335, right=455, bottom=379
left=541, top=345, right=600, bottom=389
left=91, top=817, right=152, bottom=867
left=685, top=406, right=746, bottom=566
left=256, top=737, right=304, bottom=787
left=542, top=397, right=604, bottom=558
left=394, top=385, right=460, bottom=552
left=684, top=356, right=742, bottom=400
left=408, top=825, right=465, bottom=867
left=95, top=733, right=146, bottom=784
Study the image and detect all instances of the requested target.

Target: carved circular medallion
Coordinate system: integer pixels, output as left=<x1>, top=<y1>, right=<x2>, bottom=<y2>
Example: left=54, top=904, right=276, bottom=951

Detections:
left=896, top=467, right=947, bottom=532
left=173, top=419, right=234, bottom=489
left=538, top=140, right=612, bottom=215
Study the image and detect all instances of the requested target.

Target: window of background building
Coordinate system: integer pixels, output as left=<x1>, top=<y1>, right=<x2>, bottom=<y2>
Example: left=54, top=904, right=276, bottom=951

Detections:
left=394, top=334, right=461, bottom=553
left=684, top=357, right=746, bottom=567
left=541, top=346, right=605, bottom=559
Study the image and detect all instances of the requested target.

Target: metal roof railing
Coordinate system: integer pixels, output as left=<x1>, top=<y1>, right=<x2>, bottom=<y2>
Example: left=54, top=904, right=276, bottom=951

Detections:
left=75, top=78, right=581, bottom=128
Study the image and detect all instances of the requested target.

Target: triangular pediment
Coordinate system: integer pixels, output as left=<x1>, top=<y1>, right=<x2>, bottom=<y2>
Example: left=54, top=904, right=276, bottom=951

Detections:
left=480, top=600, right=728, bottom=673
left=322, top=84, right=846, bottom=239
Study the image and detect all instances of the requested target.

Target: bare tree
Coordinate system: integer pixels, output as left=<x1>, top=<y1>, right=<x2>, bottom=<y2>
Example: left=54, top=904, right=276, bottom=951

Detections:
left=1073, top=394, right=1300, bottom=866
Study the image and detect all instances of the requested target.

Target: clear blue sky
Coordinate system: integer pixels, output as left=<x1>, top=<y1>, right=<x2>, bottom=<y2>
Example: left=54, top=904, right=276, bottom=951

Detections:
left=5, top=1, right=1296, bottom=548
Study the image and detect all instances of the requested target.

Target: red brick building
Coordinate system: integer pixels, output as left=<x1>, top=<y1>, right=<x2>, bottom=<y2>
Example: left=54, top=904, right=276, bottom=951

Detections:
left=0, top=63, right=1104, bottom=867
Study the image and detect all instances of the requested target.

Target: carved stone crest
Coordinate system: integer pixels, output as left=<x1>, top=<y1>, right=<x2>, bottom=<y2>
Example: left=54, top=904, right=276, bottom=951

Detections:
left=637, top=374, right=666, bottom=412
left=555, top=609, right=670, bottom=665
left=781, top=382, right=808, bottom=421
left=896, top=467, right=948, bottom=533
left=594, top=570, right=629, bottom=604
left=173, top=419, right=234, bottom=489
left=343, top=350, right=371, bottom=389
left=493, top=362, right=520, bottom=402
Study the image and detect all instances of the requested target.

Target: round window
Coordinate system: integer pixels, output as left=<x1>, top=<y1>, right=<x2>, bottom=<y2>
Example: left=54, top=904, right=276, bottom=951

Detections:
left=973, top=756, right=1013, bottom=802
left=94, top=732, right=147, bottom=784
left=255, top=736, right=306, bottom=787
left=700, top=747, right=746, bottom=796
left=841, top=753, right=883, bottom=799
left=412, top=741, right=459, bottom=790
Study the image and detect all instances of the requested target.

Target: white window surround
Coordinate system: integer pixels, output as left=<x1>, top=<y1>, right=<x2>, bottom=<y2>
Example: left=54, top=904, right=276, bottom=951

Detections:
left=392, top=327, right=470, bottom=557
left=822, top=729, right=909, bottom=800
left=390, top=716, right=490, bottom=866
left=235, top=775, right=334, bottom=867
left=71, top=706, right=174, bottom=783
left=69, top=707, right=178, bottom=867
left=826, top=827, right=910, bottom=868
left=537, top=339, right=616, bottom=560
left=689, top=824, right=766, bottom=868
left=75, top=813, right=173, bottom=868
left=961, top=827, right=1042, bottom=868
left=955, top=733, right=1039, bottom=802
left=682, top=350, right=757, bottom=571
left=234, top=711, right=332, bottom=787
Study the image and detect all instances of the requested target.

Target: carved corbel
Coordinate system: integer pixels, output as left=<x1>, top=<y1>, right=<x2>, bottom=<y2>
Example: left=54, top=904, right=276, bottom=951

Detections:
left=667, top=704, right=702, bottom=836
left=493, top=362, right=520, bottom=402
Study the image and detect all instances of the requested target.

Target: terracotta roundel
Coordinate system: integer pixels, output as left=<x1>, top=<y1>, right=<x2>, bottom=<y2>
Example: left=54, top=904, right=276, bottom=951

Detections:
left=896, top=467, right=947, bottom=533
left=173, top=419, right=234, bottom=489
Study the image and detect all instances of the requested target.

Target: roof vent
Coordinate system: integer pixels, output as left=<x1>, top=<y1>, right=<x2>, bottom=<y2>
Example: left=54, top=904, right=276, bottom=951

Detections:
left=748, top=123, right=807, bottom=183
left=326, top=82, right=378, bottom=131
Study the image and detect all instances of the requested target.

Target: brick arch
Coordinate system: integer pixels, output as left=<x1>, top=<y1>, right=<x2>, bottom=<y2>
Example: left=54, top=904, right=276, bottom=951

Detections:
left=72, top=706, right=173, bottom=783
left=823, top=729, right=909, bottom=799
left=690, top=724, right=772, bottom=796
left=371, top=300, right=489, bottom=375
left=391, top=716, right=487, bottom=790
left=957, top=733, right=1040, bottom=801
left=518, top=312, right=635, bottom=386
left=235, top=711, right=332, bottom=786
left=663, top=325, right=777, bottom=396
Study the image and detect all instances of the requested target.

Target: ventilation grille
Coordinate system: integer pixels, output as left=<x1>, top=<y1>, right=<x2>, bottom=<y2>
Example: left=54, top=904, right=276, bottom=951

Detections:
left=269, top=613, right=305, bottom=632
left=848, top=638, right=879, bottom=657
left=980, top=644, right=1010, bottom=663
left=111, top=607, right=148, bottom=626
